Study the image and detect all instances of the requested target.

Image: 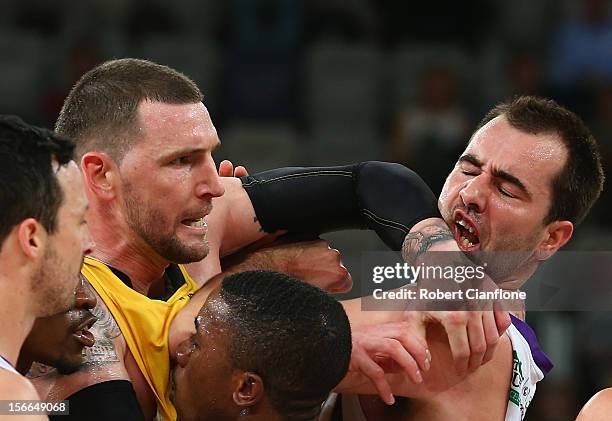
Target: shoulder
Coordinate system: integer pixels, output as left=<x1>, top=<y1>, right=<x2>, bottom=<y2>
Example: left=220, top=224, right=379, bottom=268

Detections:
left=0, top=370, right=39, bottom=400
left=577, top=388, right=612, bottom=421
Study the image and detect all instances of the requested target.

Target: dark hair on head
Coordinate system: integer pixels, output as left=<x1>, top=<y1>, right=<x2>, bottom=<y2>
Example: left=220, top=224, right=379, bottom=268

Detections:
left=55, top=58, right=202, bottom=163
left=477, top=96, right=604, bottom=225
left=0, top=115, right=75, bottom=247
left=217, top=270, right=352, bottom=419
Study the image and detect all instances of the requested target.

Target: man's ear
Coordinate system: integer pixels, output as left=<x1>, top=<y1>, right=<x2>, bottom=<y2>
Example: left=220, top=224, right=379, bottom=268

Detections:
left=232, top=372, right=265, bottom=407
left=535, top=220, right=573, bottom=261
left=16, top=218, right=47, bottom=260
left=81, top=152, right=119, bottom=201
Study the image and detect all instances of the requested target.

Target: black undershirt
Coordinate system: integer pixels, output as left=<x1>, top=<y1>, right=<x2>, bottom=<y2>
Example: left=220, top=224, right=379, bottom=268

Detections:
left=49, top=380, right=145, bottom=421
left=108, top=263, right=187, bottom=301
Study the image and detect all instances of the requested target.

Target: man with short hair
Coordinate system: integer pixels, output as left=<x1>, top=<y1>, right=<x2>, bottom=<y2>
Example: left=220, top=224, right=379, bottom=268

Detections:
left=0, top=115, right=92, bottom=415
left=172, top=270, right=352, bottom=421
left=53, top=58, right=225, bottom=421
left=318, top=96, right=604, bottom=420
left=47, top=57, right=506, bottom=420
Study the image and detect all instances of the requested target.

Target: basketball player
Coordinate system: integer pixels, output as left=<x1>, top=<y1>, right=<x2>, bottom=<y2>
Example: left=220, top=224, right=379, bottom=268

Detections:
left=44, top=57, right=507, bottom=420
left=0, top=115, right=92, bottom=418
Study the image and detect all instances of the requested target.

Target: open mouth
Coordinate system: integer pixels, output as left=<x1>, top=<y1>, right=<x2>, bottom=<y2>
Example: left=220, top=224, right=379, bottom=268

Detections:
left=453, top=211, right=481, bottom=251
left=181, top=217, right=207, bottom=229
left=73, top=315, right=98, bottom=348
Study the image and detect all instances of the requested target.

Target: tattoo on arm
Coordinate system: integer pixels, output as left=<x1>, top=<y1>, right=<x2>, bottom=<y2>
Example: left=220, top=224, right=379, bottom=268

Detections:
left=402, top=223, right=454, bottom=264
left=90, top=296, right=121, bottom=340
left=83, top=294, right=122, bottom=365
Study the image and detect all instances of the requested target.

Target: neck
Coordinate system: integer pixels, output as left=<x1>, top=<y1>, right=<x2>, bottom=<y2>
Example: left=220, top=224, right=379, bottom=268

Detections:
left=0, top=277, right=35, bottom=367
left=87, top=204, right=168, bottom=296
left=497, top=262, right=538, bottom=291
left=16, top=354, right=33, bottom=375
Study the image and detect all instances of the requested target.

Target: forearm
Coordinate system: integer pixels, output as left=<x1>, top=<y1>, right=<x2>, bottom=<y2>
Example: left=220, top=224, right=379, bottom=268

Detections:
left=342, top=217, right=457, bottom=324
left=241, top=161, right=440, bottom=251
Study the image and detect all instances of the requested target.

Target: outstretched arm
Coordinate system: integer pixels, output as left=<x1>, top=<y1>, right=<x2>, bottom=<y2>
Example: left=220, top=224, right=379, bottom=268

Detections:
left=189, top=161, right=440, bottom=284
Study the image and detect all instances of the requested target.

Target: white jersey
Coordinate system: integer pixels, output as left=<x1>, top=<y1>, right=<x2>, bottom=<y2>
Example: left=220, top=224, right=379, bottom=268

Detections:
left=504, top=315, right=553, bottom=420
left=0, top=356, right=19, bottom=375
left=319, top=316, right=552, bottom=421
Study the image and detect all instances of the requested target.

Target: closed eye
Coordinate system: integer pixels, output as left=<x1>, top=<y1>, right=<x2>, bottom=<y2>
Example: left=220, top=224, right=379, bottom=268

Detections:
left=498, top=187, right=515, bottom=198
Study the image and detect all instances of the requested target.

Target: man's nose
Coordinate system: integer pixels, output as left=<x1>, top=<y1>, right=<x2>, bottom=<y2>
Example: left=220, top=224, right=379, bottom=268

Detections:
left=459, top=175, right=488, bottom=213
left=195, top=157, right=225, bottom=199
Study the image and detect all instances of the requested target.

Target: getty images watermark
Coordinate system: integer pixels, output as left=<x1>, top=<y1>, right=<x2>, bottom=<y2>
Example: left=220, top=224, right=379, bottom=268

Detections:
left=357, top=251, right=612, bottom=311
left=360, top=251, right=533, bottom=311
left=371, top=261, right=526, bottom=302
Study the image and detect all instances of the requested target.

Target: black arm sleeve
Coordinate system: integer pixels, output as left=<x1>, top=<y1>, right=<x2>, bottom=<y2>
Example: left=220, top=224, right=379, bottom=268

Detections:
left=240, top=161, right=440, bottom=251
left=49, top=380, right=145, bottom=421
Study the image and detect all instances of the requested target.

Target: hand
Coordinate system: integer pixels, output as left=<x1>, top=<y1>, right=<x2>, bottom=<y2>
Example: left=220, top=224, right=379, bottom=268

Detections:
left=223, top=238, right=353, bottom=293
left=218, top=159, right=248, bottom=177
left=348, top=321, right=431, bottom=405
left=271, top=239, right=353, bottom=293
left=403, top=309, right=511, bottom=375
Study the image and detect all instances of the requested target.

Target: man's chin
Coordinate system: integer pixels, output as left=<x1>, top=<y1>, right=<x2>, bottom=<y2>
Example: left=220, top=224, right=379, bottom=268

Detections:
left=156, top=239, right=209, bottom=264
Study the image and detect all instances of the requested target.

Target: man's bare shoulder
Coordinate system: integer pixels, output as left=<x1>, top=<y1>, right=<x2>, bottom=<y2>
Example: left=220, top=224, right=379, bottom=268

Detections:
left=0, top=370, right=39, bottom=400
left=577, top=388, right=612, bottom=421
left=0, top=370, right=50, bottom=420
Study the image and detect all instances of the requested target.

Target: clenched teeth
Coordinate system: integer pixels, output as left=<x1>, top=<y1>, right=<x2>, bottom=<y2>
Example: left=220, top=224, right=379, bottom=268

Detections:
left=186, top=218, right=206, bottom=228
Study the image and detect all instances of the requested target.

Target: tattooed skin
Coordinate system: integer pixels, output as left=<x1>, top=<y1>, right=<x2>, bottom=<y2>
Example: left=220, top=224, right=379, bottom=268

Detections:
left=82, top=301, right=121, bottom=365
left=26, top=362, right=57, bottom=379
left=401, top=222, right=455, bottom=264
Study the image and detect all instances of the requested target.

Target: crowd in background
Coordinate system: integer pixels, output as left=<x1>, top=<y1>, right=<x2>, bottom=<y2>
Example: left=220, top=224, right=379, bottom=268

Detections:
left=0, top=0, right=611, bottom=419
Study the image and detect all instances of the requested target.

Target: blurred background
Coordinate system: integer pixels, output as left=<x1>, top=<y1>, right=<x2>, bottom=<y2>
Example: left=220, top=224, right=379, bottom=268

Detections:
left=0, top=0, right=611, bottom=418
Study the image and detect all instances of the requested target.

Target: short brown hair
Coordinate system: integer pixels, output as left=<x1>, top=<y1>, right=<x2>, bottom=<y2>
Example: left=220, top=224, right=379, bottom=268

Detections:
left=477, top=96, right=604, bottom=225
left=55, top=58, right=202, bottom=162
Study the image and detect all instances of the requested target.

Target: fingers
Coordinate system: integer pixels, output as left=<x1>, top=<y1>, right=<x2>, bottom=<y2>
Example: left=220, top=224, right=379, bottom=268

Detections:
left=360, top=335, right=424, bottom=384
left=482, top=310, right=500, bottom=365
left=440, top=312, right=470, bottom=375
left=218, top=160, right=249, bottom=177
left=466, top=312, right=487, bottom=371
left=494, top=309, right=511, bottom=335
left=218, top=160, right=234, bottom=177
left=352, top=350, right=395, bottom=405
left=349, top=319, right=433, bottom=405
left=234, top=165, right=249, bottom=177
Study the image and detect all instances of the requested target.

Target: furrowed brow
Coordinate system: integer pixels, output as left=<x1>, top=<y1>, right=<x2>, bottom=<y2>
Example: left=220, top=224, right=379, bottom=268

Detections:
left=458, top=154, right=483, bottom=167
left=492, top=168, right=532, bottom=198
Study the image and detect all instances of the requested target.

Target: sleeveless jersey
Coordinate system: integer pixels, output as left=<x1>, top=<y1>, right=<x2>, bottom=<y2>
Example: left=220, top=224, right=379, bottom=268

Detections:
left=82, top=256, right=198, bottom=420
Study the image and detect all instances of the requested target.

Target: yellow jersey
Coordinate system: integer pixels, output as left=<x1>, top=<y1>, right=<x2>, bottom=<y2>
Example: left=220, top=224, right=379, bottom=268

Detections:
left=82, top=256, right=197, bottom=420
